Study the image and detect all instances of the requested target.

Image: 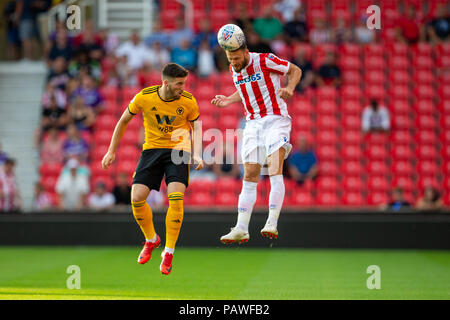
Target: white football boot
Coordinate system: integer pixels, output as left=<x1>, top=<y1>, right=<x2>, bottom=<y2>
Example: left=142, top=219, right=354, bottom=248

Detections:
left=260, top=223, right=278, bottom=239
left=220, top=227, right=250, bottom=244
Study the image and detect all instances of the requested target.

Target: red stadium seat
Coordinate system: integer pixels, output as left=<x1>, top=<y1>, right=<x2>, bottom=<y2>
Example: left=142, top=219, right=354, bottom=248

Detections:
left=417, top=161, right=440, bottom=176
left=368, top=176, right=389, bottom=192
left=317, top=100, right=338, bottom=115
left=187, top=191, right=214, bottom=206
left=342, top=145, right=363, bottom=160
left=316, top=191, right=340, bottom=206
left=414, top=100, right=435, bottom=114
left=340, top=43, right=361, bottom=56
left=96, top=114, right=117, bottom=131
left=342, top=114, right=361, bottom=130
left=413, top=70, right=435, bottom=85
left=365, top=132, right=390, bottom=145
left=342, top=192, right=365, bottom=206
left=91, top=144, right=109, bottom=161
left=365, top=56, right=386, bottom=71
left=215, top=178, right=241, bottom=195
left=439, top=85, right=450, bottom=101
left=39, top=162, right=63, bottom=177
left=286, top=190, right=314, bottom=206
left=367, top=192, right=389, bottom=206
left=389, top=70, right=411, bottom=85
left=392, top=160, right=415, bottom=177
left=416, top=115, right=438, bottom=130
left=317, top=115, right=339, bottom=130
left=415, top=130, right=438, bottom=144
left=116, top=145, right=140, bottom=162
left=318, top=161, right=339, bottom=176
left=365, top=70, right=386, bottom=85
left=392, top=115, right=414, bottom=130
left=317, top=86, right=338, bottom=101
left=417, top=176, right=441, bottom=191
left=215, top=191, right=237, bottom=206
left=391, top=144, right=414, bottom=160
left=341, top=85, right=363, bottom=101
left=341, top=100, right=362, bottom=115
left=342, top=70, right=362, bottom=85
left=416, top=145, right=439, bottom=160
left=339, top=56, right=362, bottom=70
left=316, top=145, right=339, bottom=161
left=391, top=131, right=414, bottom=144
left=292, top=115, right=313, bottom=131
left=342, top=130, right=363, bottom=145
left=365, top=145, right=389, bottom=161
left=316, top=130, right=339, bottom=145
left=342, top=161, right=364, bottom=176
left=392, top=176, right=415, bottom=192
left=389, top=85, right=410, bottom=100
left=342, top=176, right=365, bottom=191
left=367, top=160, right=389, bottom=176
left=291, top=99, right=314, bottom=115
left=414, top=85, right=436, bottom=100
left=316, top=177, right=339, bottom=191
left=413, top=56, right=434, bottom=70
left=388, top=55, right=409, bottom=70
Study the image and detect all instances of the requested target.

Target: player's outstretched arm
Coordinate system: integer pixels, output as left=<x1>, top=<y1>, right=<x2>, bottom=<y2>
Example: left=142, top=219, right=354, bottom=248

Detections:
left=277, top=63, right=302, bottom=100
left=101, top=108, right=134, bottom=170
left=211, top=91, right=242, bottom=108
left=191, top=120, right=204, bottom=170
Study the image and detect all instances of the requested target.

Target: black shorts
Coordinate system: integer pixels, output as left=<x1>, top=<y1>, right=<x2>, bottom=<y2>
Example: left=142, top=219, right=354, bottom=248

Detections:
left=132, top=148, right=190, bottom=191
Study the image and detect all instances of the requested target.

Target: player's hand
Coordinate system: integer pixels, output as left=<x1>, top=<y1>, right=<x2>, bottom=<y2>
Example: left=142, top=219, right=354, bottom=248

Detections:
left=211, top=95, right=230, bottom=108
left=277, top=88, right=294, bottom=100
left=193, top=155, right=204, bottom=170
left=101, top=151, right=115, bottom=170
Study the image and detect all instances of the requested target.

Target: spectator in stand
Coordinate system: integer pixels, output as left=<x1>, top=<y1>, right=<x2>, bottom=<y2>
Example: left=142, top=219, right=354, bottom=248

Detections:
left=63, top=123, right=89, bottom=162
left=354, top=14, right=376, bottom=44
left=171, top=39, right=197, bottom=71
left=212, top=141, right=241, bottom=179
left=246, top=31, right=272, bottom=53
left=41, top=82, right=66, bottom=109
left=67, top=96, right=96, bottom=131
left=332, top=17, right=353, bottom=44
left=56, top=158, right=89, bottom=211
left=145, top=19, right=170, bottom=49
left=47, top=56, right=70, bottom=90
left=253, top=6, right=284, bottom=42
left=361, top=99, right=390, bottom=135
left=197, top=39, right=216, bottom=78
left=40, top=94, right=69, bottom=131
left=137, top=62, right=154, bottom=88
left=39, top=126, right=64, bottom=164
left=316, top=51, right=341, bottom=87
left=72, top=20, right=103, bottom=53
left=112, top=172, right=131, bottom=206
left=68, top=49, right=102, bottom=82
left=0, top=142, right=9, bottom=166
left=115, top=30, right=150, bottom=72
left=168, top=18, right=194, bottom=50
left=396, top=3, right=426, bottom=44
left=233, top=2, right=255, bottom=33
left=383, top=187, right=411, bottom=212
left=4, top=0, right=21, bottom=60
left=309, top=18, right=333, bottom=44
left=416, top=186, right=444, bottom=211
left=15, top=0, right=51, bottom=61
left=98, top=28, right=120, bottom=56
left=193, top=19, right=218, bottom=50
left=273, top=0, right=302, bottom=23
left=71, top=74, right=105, bottom=114
left=427, top=4, right=450, bottom=44
left=47, top=29, right=73, bottom=63
left=288, top=136, right=318, bottom=185
left=88, top=181, right=115, bottom=211
left=0, top=158, right=22, bottom=212
left=293, top=47, right=315, bottom=92
left=284, top=8, right=308, bottom=43
left=145, top=41, right=170, bottom=71
left=32, top=182, right=53, bottom=211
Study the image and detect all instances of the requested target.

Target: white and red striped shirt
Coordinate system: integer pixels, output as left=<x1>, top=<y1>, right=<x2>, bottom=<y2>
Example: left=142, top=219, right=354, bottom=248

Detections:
left=0, top=167, right=19, bottom=212
left=231, top=52, right=290, bottom=121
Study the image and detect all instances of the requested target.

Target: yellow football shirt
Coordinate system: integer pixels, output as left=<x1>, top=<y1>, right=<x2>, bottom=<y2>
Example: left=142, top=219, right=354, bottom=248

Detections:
left=128, top=85, right=200, bottom=152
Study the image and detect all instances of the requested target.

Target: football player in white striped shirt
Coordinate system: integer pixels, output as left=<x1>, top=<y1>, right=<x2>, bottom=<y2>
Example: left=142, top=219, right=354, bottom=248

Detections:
left=212, top=42, right=302, bottom=243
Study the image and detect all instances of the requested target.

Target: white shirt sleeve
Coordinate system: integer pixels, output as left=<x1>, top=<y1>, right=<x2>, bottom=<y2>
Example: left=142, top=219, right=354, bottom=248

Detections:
left=381, top=108, right=390, bottom=130
left=264, top=53, right=290, bottom=76
left=361, top=108, right=371, bottom=132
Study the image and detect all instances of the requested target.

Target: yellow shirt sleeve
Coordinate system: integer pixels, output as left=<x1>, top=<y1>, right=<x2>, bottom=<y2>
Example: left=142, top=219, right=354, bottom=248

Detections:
left=188, top=96, right=200, bottom=122
left=128, top=91, right=143, bottom=115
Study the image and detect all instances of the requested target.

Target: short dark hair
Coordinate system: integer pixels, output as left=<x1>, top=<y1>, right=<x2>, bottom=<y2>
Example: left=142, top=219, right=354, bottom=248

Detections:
left=162, top=63, right=189, bottom=79
left=230, top=42, right=247, bottom=52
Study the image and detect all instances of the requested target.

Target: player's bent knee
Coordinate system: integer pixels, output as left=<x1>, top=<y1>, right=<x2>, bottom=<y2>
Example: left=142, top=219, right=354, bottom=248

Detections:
left=131, top=184, right=150, bottom=203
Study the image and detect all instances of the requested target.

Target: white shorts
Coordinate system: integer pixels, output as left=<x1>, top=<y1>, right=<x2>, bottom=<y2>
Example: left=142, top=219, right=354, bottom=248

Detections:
left=241, top=115, right=292, bottom=166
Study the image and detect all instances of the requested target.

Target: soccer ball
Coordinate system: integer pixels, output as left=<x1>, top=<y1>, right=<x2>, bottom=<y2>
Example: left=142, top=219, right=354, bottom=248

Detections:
left=217, top=24, right=246, bottom=51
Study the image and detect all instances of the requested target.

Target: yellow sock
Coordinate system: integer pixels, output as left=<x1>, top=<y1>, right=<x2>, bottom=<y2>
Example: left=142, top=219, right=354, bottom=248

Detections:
left=131, top=200, right=156, bottom=240
left=165, top=192, right=184, bottom=250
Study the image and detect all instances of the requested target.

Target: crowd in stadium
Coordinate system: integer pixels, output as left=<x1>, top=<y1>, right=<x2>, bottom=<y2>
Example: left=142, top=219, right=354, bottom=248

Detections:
left=0, top=0, right=449, bottom=212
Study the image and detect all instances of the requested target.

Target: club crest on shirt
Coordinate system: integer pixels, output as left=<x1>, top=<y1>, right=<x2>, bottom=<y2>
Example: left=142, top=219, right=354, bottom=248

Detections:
left=176, top=107, right=184, bottom=115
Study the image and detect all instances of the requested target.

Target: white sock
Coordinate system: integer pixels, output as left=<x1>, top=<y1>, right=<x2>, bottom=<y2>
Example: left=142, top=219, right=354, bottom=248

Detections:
left=164, top=247, right=174, bottom=254
left=235, top=180, right=258, bottom=232
left=146, top=234, right=157, bottom=243
left=267, top=175, right=285, bottom=228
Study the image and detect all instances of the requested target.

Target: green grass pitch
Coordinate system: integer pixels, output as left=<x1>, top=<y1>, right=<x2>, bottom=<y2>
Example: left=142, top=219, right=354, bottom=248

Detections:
left=0, top=246, right=449, bottom=300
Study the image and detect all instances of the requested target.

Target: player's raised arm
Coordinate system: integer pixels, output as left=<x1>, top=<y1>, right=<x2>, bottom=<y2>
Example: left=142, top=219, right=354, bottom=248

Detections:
left=211, top=91, right=242, bottom=108
left=277, top=63, right=302, bottom=100
left=191, top=119, right=204, bottom=170
left=101, top=108, right=135, bottom=170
